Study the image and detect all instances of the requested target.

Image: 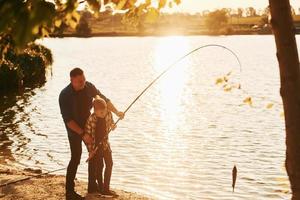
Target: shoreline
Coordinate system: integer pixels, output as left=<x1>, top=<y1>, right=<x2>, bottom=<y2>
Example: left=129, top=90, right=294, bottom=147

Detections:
left=0, top=164, right=152, bottom=200
left=49, top=29, right=274, bottom=38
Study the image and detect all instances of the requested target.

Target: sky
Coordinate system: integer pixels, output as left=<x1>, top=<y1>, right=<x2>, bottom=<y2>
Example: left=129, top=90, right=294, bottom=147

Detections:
left=170, top=0, right=300, bottom=13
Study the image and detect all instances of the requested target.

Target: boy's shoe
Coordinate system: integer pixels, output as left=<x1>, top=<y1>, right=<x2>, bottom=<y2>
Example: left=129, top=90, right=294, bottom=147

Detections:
left=66, top=191, right=85, bottom=200
left=102, top=190, right=118, bottom=197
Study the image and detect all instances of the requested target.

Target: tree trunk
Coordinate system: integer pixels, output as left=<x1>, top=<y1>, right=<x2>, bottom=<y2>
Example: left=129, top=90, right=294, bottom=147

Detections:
left=269, top=0, right=300, bottom=199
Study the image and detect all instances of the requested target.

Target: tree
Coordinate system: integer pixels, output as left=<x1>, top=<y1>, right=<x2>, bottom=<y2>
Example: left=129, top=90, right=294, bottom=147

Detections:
left=291, top=6, right=296, bottom=16
left=75, top=11, right=92, bottom=36
left=205, top=9, right=229, bottom=34
left=246, top=7, right=257, bottom=17
left=237, top=8, right=244, bottom=18
left=269, top=0, right=300, bottom=199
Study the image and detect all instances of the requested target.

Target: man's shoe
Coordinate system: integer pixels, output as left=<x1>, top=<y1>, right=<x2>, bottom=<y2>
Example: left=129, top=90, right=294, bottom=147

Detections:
left=66, top=191, right=85, bottom=200
left=88, top=188, right=100, bottom=194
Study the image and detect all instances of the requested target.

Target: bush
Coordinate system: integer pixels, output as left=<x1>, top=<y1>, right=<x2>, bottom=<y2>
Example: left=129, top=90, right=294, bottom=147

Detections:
left=0, top=60, right=23, bottom=91
left=0, top=36, right=53, bottom=93
left=17, top=51, right=46, bottom=84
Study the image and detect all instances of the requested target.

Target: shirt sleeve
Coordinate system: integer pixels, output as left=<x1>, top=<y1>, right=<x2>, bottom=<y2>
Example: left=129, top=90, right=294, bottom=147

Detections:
left=87, top=81, right=110, bottom=102
left=59, top=91, right=72, bottom=124
left=84, top=115, right=93, bottom=136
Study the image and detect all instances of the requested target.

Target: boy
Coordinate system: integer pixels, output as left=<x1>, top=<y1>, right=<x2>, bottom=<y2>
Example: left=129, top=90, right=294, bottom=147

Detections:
left=85, top=97, right=116, bottom=196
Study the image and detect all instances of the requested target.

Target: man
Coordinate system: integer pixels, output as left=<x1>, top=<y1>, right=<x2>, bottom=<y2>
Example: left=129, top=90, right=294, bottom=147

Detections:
left=59, top=68, right=124, bottom=200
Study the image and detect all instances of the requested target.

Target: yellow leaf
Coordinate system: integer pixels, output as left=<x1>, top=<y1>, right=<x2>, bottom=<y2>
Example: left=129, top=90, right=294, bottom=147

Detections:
left=145, top=0, right=151, bottom=6
left=226, top=71, right=232, bottom=76
left=32, top=25, right=39, bottom=34
left=41, top=27, right=49, bottom=37
left=69, top=19, right=77, bottom=29
left=116, top=0, right=127, bottom=10
left=145, top=7, right=159, bottom=23
left=72, top=11, right=81, bottom=22
left=174, top=0, right=181, bottom=5
left=54, top=19, right=62, bottom=27
left=215, top=77, right=224, bottom=85
left=224, top=86, right=232, bottom=92
left=87, top=0, right=101, bottom=12
left=266, top=103, right=274, bottom=109
left=159, top=0, right=167, bottom=9
left=243, top=97, right=253, bottom=106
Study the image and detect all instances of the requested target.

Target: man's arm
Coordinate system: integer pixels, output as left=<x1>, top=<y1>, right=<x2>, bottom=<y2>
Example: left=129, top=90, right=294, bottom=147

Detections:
left=67, top=120, right=93, bottom=144
left=66, top=120, right=84, bottom=136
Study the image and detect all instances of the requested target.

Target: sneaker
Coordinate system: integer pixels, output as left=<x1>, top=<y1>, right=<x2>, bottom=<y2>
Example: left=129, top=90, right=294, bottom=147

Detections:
left=66, top=191, right=85, bottom=200
left=102, top=190, right=118, bottom=197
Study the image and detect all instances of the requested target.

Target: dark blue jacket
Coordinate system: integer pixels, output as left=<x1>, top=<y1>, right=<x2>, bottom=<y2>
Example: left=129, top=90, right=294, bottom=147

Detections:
left=59, top=81, right=109, bottom=136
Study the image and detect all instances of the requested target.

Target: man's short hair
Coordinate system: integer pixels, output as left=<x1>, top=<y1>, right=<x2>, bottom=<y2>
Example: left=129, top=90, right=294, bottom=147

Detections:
left=93, top=98, right=107, bottom=110
left=70, top=68, right=83, bottom=77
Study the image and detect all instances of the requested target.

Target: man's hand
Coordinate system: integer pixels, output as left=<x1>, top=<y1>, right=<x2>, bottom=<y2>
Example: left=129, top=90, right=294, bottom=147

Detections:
left=117, top=111, right=125, bottom=120
left=82, top=133, right=93, bottom=145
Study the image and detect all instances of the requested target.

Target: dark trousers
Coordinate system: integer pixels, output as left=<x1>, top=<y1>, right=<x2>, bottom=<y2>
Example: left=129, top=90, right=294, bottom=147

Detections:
left=88, top=148, right=113, bottom=192
left=66, top=133, right=82, bottom=193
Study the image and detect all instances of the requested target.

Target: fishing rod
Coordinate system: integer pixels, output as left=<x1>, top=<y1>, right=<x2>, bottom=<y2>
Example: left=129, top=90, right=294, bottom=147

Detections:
left=86, top=44, right=242, bottom=162
left=0, top=167, right=66, bottom=188
left=0, top=44, right=242, bottom=187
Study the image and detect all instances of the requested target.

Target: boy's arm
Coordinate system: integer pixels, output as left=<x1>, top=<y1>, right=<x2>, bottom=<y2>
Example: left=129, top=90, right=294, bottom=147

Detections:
left=107, top=100, right=124, bottom=119
left=84, top=116, right=94, bottom=145
left=94, top=94, right=124, bottom=119
left=109, top=112, right=117, bottom=131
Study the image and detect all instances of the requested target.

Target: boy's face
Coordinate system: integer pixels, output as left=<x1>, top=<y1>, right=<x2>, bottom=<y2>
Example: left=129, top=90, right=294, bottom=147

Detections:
left=95, top=107, right=107, bottom=118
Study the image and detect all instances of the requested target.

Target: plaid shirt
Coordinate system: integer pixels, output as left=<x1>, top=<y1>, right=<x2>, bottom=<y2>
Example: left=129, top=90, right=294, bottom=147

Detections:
left=84, top=112, right=114, bottom=152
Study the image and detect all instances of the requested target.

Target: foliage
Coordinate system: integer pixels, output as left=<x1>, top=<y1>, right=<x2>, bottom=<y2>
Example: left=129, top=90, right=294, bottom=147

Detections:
left=0, top=0, right=181, bottom=49
left=0, top=35, right=53, bottom=92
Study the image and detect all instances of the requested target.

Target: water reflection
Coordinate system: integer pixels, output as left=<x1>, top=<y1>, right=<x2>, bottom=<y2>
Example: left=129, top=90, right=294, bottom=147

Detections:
left=153, top=36, right=190, bottom=132
left=0, top=86, right=44, bottom=164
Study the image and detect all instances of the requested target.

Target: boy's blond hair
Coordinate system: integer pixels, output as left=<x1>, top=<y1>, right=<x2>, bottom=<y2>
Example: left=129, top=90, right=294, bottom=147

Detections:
left=93, top=97, right=107, bottom=110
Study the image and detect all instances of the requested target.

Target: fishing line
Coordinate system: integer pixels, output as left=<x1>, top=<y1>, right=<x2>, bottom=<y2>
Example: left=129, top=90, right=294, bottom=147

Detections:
left=1, top=44, right=242, bottom=188
left=87, top=44, right=242, bottom=161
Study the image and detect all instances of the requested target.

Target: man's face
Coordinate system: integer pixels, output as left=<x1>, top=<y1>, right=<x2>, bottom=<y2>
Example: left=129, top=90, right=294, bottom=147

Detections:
left=71, top=74, right=86, bottom=91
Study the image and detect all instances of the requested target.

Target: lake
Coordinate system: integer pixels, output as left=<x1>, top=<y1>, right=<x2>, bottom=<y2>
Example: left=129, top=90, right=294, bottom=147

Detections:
left=0, top=35, right=291, bottom=199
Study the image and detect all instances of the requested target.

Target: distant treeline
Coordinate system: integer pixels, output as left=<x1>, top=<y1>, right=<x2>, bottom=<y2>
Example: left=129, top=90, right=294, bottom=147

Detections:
left=51, top=6, right=300, bottom=37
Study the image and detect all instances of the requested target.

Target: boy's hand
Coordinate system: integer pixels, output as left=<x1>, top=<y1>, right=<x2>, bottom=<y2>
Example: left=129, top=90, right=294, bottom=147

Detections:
left=111, top=123, right=117, bottom=131
left=82, top=133, right=93, bottom=145
left=117, top=111, right=125, bottom=119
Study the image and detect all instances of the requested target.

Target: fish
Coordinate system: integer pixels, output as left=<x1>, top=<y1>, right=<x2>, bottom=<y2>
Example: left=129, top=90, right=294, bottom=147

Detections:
left=232, top=165, right=237, bottom=192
